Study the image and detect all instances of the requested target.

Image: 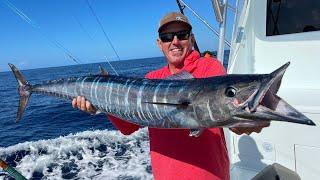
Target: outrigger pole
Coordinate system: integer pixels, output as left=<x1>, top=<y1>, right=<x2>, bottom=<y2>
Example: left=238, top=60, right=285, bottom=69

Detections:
left=176, top=0, right=201, bottom=53
left=0, top=159, right=27, bottom=180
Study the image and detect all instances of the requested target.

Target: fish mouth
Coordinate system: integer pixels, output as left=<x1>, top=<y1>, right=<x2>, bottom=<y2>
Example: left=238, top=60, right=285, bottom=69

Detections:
left=234, top=62, right=316, bottom=126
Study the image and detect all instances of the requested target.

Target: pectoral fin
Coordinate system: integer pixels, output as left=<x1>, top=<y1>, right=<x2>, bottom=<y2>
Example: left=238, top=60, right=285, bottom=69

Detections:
left=142, top=100, right=190, bottom=109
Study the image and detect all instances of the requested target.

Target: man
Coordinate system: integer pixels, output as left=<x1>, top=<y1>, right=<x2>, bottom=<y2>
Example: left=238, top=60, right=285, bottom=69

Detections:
left=72, top=12, right=269, bottom=180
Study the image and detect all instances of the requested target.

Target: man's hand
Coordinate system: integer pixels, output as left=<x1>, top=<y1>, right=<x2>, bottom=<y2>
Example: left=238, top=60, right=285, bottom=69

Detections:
left=72, top=96, right=97, bottom=114
left=229, top=121, right=270, bottom=135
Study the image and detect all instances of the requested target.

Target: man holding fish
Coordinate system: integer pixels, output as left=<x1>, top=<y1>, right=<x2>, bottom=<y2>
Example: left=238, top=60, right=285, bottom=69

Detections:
left=72, top=12, right=269, bottom=180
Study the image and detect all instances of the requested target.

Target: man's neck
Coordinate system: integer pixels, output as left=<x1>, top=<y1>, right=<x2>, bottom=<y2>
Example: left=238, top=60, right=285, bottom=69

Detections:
left=168, top=64, right=183, bottom=74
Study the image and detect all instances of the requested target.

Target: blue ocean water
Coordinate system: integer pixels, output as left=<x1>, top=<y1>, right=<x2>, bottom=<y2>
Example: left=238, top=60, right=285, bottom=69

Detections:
left=0, top=54, right=228, bottom=179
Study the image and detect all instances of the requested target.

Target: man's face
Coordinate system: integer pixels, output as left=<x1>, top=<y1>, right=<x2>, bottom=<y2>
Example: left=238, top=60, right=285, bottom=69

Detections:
left=157, top=22, right=194, bottom=69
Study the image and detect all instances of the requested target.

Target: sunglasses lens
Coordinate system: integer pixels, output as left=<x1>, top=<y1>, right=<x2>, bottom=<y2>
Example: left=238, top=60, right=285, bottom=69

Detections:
left=159, top=33, right=174, bottom=42
left=159, top=31, right=190, bottom=42
left=176, top=31, right=190, bottom=40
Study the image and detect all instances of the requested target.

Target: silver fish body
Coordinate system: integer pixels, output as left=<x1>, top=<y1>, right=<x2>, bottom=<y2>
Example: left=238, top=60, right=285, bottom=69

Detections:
left=8, top=62, right=315, bottom=131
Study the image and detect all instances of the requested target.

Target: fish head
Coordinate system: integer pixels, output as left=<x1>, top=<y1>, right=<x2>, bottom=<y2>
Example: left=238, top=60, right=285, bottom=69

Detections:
left=206, top=62, right=315, bottom=126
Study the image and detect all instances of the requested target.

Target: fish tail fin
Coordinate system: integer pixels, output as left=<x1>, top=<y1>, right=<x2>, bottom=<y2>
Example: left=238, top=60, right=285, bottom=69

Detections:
left=8, top=63, right=32, bottom=122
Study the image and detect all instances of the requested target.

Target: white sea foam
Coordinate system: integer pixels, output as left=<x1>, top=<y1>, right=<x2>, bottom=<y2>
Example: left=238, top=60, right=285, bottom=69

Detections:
left=0, top=128, right=152, bottom=180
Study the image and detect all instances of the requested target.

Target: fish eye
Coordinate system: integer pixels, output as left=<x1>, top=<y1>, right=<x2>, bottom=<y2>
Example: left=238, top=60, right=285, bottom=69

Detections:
left=225, top=87, right=237, bottom=97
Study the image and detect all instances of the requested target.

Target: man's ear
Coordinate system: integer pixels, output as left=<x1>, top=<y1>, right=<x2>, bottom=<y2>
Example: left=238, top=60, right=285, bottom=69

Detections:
left=156, top=38, right=163, bottom=51
left=190, top=34, right=195, bottom=46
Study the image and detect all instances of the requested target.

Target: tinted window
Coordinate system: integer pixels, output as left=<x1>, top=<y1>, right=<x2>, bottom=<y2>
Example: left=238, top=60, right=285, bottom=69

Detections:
left=266, top=0, right=320, bottom=36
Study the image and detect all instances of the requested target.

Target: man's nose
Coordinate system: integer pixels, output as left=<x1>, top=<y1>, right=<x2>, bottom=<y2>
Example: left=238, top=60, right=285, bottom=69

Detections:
left=171, top=35, right=179, bottom=44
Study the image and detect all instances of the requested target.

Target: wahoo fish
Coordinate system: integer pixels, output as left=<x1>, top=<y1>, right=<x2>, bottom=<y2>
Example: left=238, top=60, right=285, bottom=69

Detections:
left=8, top=62, right=315, bottom=136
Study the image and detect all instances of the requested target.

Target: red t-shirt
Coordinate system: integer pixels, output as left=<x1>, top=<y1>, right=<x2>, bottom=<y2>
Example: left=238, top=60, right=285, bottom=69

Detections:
left=108, top=50, right=230, bottom=180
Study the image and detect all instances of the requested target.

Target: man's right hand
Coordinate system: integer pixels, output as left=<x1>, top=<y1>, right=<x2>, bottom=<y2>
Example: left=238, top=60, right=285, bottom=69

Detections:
left=72, top=96, right=97, bottom=114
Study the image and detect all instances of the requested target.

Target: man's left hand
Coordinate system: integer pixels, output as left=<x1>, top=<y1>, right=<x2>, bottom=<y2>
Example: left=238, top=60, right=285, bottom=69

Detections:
left=229, top=121, right=270, bottom=135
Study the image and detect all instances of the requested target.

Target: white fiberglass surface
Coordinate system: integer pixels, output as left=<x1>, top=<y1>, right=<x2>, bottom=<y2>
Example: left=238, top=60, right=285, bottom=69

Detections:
left=227, top=0, right=320, bottom=179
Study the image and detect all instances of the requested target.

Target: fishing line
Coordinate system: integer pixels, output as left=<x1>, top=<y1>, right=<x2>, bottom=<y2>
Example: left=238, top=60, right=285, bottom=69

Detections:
left=72, top=15, right=112, bottom=74
left=85, top=0, right=120, bottom=75
left=3, top=0, right=36, bottom=27
left=73, top=15, right=95, bottom=42
left=2, top=0, right=82, bottom=64
left=105, top=56, right=119, bottom=76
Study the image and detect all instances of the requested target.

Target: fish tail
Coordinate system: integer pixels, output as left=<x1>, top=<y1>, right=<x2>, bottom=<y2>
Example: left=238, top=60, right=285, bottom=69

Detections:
left=8, top=63, right=32, bottom=122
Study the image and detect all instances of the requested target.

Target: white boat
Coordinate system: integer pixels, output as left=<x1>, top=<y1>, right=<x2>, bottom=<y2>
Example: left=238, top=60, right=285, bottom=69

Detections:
left=208, top=0, right=320, bottom=179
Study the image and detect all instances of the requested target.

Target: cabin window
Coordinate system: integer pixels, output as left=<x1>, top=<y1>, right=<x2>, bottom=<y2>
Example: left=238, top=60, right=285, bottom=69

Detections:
left=266, top=0, right=320, bottom=36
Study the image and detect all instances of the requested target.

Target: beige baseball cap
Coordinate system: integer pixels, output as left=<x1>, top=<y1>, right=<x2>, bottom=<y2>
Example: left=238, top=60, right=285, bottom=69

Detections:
left=158, top=12, right=192, bottom=33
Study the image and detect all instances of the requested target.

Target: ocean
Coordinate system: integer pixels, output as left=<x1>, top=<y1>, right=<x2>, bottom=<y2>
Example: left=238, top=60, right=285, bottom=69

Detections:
left=0, top=55, right=228, bottom=179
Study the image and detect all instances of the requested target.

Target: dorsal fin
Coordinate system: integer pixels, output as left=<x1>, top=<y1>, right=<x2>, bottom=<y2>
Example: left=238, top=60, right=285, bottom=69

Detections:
left=99, top=65, right=108, bottom=75
left=166, top=70, right=194, bottom=80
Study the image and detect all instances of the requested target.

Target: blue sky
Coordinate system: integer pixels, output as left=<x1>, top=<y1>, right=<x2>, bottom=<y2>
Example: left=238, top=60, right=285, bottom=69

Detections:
left=0, top=0, right=236, bottom=71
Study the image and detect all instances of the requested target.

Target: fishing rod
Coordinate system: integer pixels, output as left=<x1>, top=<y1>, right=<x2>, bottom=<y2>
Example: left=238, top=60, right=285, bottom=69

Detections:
left=2, top=0, right=82, bottom=64
left=85, top=0, right=119, bottom=76
left=176, top=0, right=200, bottom=53
left=0, top=159, right=27, bottom=180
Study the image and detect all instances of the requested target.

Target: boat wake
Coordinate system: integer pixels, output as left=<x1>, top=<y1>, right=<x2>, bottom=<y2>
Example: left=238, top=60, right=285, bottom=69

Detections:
left=0, top=128, right=152, bottom=180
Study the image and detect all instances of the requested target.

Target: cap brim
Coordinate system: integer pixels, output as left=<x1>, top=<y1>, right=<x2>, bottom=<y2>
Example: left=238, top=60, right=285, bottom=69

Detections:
left=158, top=21, right=192, bottom=33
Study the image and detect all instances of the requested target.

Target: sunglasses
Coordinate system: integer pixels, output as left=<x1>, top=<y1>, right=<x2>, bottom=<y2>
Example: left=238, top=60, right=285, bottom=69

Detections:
left=159, top=30, right=191, bottom=42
